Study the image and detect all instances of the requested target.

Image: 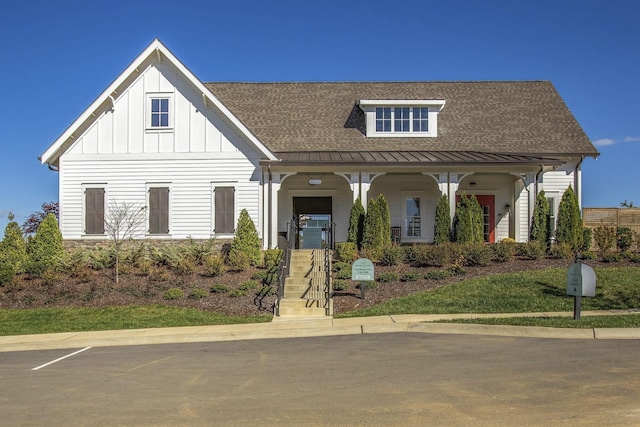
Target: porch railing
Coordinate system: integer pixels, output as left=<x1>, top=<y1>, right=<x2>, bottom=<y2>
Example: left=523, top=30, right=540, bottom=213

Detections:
left=274, top=217, right=297, bottom=316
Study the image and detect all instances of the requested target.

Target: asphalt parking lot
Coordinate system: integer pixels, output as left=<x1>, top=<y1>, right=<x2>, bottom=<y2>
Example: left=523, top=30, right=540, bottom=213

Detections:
left=2, top=332, right=639, bottom=426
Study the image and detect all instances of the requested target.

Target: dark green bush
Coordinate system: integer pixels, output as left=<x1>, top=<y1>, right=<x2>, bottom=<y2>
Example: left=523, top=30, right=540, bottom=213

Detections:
left=188, top=288, right=208, bottom=299
left=263, top=249, right=283, bottom=270
left=580, top=251, right=596, bottom=260
left=617, top=227, right=634, bottom=252
left=335, top=242, right=359, bottom=263
left=411, top=244, right=450, bottom=268
left=491, top=242, right=515, bottom=263
left=229, top=289, right=248, bottom=297
left=555, top=186, right=583, bottom=251
left=332, top=279, right=349, bottom=291
left=461, top=243, right=492, bottom=266
left=582, top=227, right=593, bottom=252
left=377, top=272, right=398, bottom=282
left=226, top=249, right=250, bottom=271
left=239, top=280, right=260, bottom=291
left=0, top=263, right=16, bottom=286
left=433, top=194, right=451, bottom=245
left=26, top=213, right=65, bottom=276
left=401, top=271, right=423, bottom=282
left=453, top=194, right=483, bottom=244
left=530, top=190, right=550, bottom=245
left=347, top=197, right=365, bottom=248
left=549, top=243, right=574, bottom=259
left=593, top=226, right=616, bottom=257
left=361, top=195, right=391, bottom=260
left=210, top=284, right=230, bottom=293
left=228, top=209, right=261, bottom=266
left=425, top=269, right=452, bottom=280
left=163, top=288, right=184, bottom=300
left=602, top=253, right=621, bottom=263
left=518, top=241, right=546, bottom=260
left=0, top=215, right=28, bottom=274
left=252, top=271, right=269, bottom=281
left=379, top=245, right=404, bottom=266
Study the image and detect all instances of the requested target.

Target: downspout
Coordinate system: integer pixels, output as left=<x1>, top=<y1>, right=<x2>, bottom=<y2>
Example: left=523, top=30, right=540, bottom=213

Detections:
left=574, top=156, right=584, bottom=209
left=268, top=164, right=272, bottom=249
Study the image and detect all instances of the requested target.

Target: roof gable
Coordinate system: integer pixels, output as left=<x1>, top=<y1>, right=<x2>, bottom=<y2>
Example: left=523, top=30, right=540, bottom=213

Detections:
left=40, top=39, right=276, bottom=166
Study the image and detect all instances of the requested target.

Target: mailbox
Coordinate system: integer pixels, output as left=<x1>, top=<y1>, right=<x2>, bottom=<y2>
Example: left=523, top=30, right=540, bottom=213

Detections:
left=566, top=262, right=596, bottom=297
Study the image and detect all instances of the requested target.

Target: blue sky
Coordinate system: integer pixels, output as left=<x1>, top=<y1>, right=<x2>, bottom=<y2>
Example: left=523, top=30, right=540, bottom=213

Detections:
left=0, top=0, right=638, bottom=230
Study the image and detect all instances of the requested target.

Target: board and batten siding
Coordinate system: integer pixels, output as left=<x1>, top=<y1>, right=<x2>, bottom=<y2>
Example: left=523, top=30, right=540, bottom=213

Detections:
left=58, top=60, right=264, bottom=240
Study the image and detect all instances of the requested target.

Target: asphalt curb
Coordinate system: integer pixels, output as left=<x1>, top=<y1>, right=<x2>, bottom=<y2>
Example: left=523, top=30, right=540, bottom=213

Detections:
left=1, top=311, right=639, bottom=352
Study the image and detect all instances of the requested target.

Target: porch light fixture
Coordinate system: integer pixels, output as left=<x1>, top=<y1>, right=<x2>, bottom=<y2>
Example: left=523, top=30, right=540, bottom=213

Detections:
left=309, top=179, right=322, bottom=186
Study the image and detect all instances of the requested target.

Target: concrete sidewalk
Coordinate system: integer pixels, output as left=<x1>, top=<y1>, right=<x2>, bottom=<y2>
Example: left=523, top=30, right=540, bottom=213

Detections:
left=1, top=310, right=639, bottom=352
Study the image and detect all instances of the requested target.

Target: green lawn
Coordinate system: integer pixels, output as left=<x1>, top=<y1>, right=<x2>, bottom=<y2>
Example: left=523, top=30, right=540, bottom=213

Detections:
left=442, top=314, right=640, bottom=328
left=336, top=267, right=640, bottom=318
left=0, top=305, right=271, bottom=336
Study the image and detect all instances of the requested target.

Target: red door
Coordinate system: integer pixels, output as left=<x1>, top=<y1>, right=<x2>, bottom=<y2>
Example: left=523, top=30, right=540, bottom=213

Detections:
left=455, top=195, right=495, bottom=243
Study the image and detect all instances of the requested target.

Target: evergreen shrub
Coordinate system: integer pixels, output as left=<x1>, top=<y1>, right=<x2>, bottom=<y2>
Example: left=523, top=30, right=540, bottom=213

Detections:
left=377, top=272, right=398, bottom=282
left=549, top=243, right=574, bottom=259
left=401, top=271, right=423, bottom=282
left=433, top=194, right=451, bottom=245
left=616, top=227, right=633, bottom=252
left=26, top=213, right=65, bottom=276
left=347, top=197, right=365, bottom=248
left=518, top=241, right=546, bottom=260
left=530, top=190, right=550, bottom=245
left=202, top=254, right=225, bottom=277
left=188, top=288, right=208, bottom=299
left=453, top=194, right=483, bottom=244
left=332, top=279, right=349, bottom=291
left=461, top=243, right=492, bottom=266
left=379, top=245, right=404, bottom=266
left=210, top=284, right=230, bottom=293
left=555, top=186, right=583, bottom=251
left=335, top=242, right=358, bottom=263
left=163, top=288, right=184, bottom=300
left=229, top=209, right=261, bottom=266
left=425, top=269, right=452, bottom=280
left=593, top=226, right=616, bottom=257
left=491, top=242, right=515, bottom=263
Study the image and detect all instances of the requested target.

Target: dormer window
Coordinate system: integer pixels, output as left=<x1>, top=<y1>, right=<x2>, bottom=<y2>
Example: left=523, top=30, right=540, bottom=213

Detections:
left=360, top=99, right=445, bottom=138
left=146, top=93, right=174, bottom=130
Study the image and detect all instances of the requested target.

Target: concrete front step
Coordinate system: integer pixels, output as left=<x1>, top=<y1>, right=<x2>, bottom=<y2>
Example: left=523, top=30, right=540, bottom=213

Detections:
left=278, top=306, right=328, bottom=316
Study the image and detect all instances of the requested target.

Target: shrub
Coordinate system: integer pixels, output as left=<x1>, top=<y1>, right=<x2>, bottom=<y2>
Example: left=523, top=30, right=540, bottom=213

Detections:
left=582, top=227, right=593, bottom=252
left=433, top=194, right=451, bottom=245
left=239, top=280, right=260, bottom=291
left=580, top=251, right=596, bottom=260
left=202, top=254, right=225, bottom=277
left=491, top=242, right=515, bottom=263
left=453, top=194, right=483, bottom=244
left=174, top=257, right=196, bottom=276
left=210, top=284, right=230, bottom=294
left=229, top=289, right=248, bottom=297
left=335, top=242, right=359, bottom=263
left=188, top=288, right=208, bottom=299
left=379, top=245, right=404, bottom=266
left=555, top=186, right=583, bottom=251
left=518, top=241, right=546, bottom=260
left=229, top=209, right=261, bottom=266
left=258, top=286, right=276, bottom=296
left=593, top=226, right=616, bottom=258
left=617, top=227, right=634, bottom=252
left=26, top=213, right=65, bottom=276
left=148, top=266, right=171, bottom=283
left=0, top=263, right=16, bottom=286
left=163, top=288, right=184, bottom=300
left=602, top=253, right=621, bottom=263
left=549, top=243, right=574, bottom=259
left=0, top=214, right=28, bottom=274
left=347, top=197, right=366, bottom=249
left=461, top=243, right=492, bottom=266
left=425, top=269, right=452, bottom=280
left=41, top=268, right=62, bottom=286
left=361, top=195, right=391, bottom=260
left=335, top=267, right=352, bottom=280
left=530, top=190, right=550, bottom=245
left=226, top=249, right=250, bottom=271
left=377, top=272, right=398, bottom=283
left=411, top=244, right=450, bottom=268
left=252, top=271, right=268, bottom=281
left=401, top=271, right=423, bottom=282
left=332, top=279, right=349, bottom=291
left=263, top=249, right=283, bottom=270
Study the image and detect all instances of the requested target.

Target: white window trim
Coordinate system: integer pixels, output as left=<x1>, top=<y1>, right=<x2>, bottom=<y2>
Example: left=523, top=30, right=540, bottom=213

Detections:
left=146, top=182, right=172, bottom=237
left=146, top=93, right=174, bottom=131
left=359, top=100, right=444, bottom=138
left=401, top=191, right=426, bottom=241
left=81, top=183, right=107, bottom=238
left=211, top=182, right=238, bottom=238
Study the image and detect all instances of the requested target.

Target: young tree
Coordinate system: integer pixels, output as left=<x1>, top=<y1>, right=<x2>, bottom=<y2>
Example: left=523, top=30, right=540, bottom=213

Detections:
left=555, top=186, right=583, bottom=251
left=104, top=201, right=147, bottom=283
left=229, top=209, right=261, bottom=267
left=26, top=213, right=65, bottom=276
left=530, top=190, right=550, bottom=245
left=22, top=201, right=59, bottom=235
left=347, top=197, right=365, bottom=249
left=433, top=194, right=451, bottom=245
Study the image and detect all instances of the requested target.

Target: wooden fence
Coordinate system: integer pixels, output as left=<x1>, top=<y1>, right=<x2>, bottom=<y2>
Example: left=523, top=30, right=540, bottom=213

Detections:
left=583, top=208, right=640, bottom=234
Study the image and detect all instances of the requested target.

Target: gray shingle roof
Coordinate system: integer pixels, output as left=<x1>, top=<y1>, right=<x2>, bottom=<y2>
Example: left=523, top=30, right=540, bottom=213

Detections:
left=204, top=81, right=597, bottom=157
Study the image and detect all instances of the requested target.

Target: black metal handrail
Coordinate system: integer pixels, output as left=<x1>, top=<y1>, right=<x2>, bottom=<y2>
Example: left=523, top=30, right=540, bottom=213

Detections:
left=274, top=217, right=297, bottom=316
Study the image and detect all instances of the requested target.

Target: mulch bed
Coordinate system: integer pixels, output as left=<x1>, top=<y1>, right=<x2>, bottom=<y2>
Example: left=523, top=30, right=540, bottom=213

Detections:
left=0, top=257, right=634, bottom=317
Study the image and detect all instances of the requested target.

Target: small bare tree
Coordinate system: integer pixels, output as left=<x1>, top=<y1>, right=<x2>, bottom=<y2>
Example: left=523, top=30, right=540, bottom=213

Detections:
left=104, top=201, right=147, bottom=283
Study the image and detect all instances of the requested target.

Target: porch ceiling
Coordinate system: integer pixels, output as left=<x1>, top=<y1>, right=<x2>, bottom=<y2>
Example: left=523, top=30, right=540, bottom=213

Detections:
left=262, top=151, right=566, bottom=167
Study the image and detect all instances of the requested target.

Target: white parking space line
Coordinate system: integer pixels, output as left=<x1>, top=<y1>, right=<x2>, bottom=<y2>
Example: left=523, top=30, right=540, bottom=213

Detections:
left=32, top=347, right=92, bottom=371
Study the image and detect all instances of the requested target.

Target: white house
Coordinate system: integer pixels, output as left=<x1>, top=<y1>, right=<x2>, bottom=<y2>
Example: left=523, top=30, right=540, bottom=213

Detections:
left=40, top=39, right=598, bottom=249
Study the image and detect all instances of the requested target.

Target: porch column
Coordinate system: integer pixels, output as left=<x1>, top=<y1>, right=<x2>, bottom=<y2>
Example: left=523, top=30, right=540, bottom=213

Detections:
left=423, top=172, right=447, bottom=195
left=448, top=173, right=471, bottom=224
left=262, top=170, right=269, bottom=249
left=334, top=172, right=360, bottom=204
left=360, top=172, right=371, bottom=212
left=270, top=172, right=281, bottom=249
left=510, top=172, right=535, bottom=242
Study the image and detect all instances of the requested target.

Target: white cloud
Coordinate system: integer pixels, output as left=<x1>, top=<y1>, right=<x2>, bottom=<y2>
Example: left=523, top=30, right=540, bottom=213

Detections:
left=593, top=138, right=616, bottom=147
left=624, top=136, right=640, bottom=143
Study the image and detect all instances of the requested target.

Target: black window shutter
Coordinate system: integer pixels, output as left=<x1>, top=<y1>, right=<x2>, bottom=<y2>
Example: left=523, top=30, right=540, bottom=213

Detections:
left=85, top=188, right=105, bottom=234
left=149, top=187, right=169, bottom=234
left=214, top=187, right=234, bottom=233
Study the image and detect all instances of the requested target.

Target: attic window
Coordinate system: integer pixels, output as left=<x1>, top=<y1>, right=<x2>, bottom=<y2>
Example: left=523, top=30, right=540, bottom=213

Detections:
left=147, top=93, right=173, bottom=129
left=360, top=99, right=445, bottom=138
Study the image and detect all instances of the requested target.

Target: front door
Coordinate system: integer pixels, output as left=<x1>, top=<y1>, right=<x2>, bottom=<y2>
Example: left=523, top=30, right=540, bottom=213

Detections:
left=293, top=197, right=332, bottom=249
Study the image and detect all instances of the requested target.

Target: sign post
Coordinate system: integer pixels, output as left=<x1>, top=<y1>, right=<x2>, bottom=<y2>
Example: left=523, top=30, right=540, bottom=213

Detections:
left=352, top=258, right=374, bottom=300
left=566, top=255, right=596, bottom=320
